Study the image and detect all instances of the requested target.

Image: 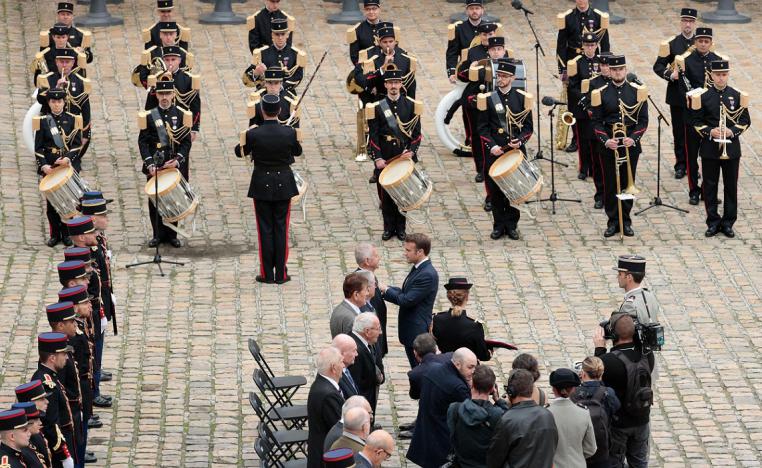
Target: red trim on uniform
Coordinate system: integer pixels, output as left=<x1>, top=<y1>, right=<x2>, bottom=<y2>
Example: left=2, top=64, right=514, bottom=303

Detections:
left=574, top=125, right=582, bottom=171
left=283, top=202, right=291, bottom=281
left=253, top=200, right=265, bottom=278
left=684, top=124, right=695, bottom=191
left=0, top=410, right=25, bottom=420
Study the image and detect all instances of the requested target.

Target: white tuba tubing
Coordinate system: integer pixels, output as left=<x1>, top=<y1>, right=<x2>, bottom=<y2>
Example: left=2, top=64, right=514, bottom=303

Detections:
left=434, top=82, right=467, bottom=152
left=23, top=90, right=42, bottom=154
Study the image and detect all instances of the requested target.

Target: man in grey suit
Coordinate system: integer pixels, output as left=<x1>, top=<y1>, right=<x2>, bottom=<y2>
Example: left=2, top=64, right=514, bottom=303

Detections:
left=355, top=430, right=394, bottom=467
left=330, top=272, right=369, bottom=337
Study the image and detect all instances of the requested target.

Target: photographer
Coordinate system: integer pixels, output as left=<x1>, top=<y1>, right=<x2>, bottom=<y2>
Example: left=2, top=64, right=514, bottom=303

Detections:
left=593, top=314, right=654, bottom=468
left=612, top=255, right=661, bottom=327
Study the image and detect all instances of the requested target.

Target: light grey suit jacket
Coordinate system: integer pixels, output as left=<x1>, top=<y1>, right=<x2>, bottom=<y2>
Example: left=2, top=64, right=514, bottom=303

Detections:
left=330, top=300, right=360, bottom=338
left=547, top=398, right=597, bottom=468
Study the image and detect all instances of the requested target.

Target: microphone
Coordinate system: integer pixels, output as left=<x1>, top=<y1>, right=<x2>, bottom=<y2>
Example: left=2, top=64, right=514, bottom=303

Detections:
left=511, top=0, right=534, bottom=15
left=542, top=96, right=566, bottom=106
left=626, top=73, right=643, bottom=85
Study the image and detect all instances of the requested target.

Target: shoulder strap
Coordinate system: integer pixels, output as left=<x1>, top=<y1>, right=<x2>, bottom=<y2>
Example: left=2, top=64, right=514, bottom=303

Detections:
left=149, top=108, right=170, bottom=147
left=489, top=91, right=509, bottom=131
left=378, top=99, right=406, bottom=143
left=46, top=115, right=65, bottom=149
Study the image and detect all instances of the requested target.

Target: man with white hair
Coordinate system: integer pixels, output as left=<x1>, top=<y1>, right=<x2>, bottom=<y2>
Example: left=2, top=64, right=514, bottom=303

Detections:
left=354, top=242, right=388, bottom=356
left=324, top=395, right=372, bottom=452
left=332, top=334, right=360, bottom=399
left=349, top=313, right=385, bottom=416
left=307, top=347, right=345, bottom=467
left=330, top=406, right=371, bottom=453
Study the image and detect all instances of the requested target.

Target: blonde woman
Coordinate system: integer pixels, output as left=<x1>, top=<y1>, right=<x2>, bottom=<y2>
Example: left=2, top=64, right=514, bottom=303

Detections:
left=431, top=278, right=491, bottom=361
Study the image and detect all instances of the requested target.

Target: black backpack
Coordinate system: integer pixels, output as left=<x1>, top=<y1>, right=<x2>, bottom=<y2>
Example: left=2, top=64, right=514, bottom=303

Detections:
left=571, top=385, right=610, bottom=459
left=612, top=350, right=653, bottom=418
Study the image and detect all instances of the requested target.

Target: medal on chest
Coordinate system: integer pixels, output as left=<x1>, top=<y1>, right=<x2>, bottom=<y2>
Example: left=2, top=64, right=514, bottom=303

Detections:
left=728, top=96, right=735, bottom=110
left=171, top=115, right=178, bottom=129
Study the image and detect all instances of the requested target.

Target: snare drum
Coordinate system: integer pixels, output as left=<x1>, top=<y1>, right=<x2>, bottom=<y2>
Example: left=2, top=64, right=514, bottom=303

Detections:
left=144, top=169, right=199, bottom=223
left=488, top=149, right=543, bottom=204
left=292, top=170, right=307, bottom=205
left=39, top=165, right=90, bottom=219
left=378, top=158, right=433, bottom=212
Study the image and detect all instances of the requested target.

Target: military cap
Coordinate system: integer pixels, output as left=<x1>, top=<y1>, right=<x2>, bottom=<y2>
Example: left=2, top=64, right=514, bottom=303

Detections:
left=384, top=68, right=404, bottom=81
left=549, top=368, right=581, bottom=388
left=65, top=216, right=95, bottom=236
left=50, top=23, right=70, bottom=36
left=0, top=409, right=28, bottom=432
left=613, top=254, right=646, bottom=273
left=58, top=285, right=92, bottom=304
left=271, top=18, right=289, bottom=33
left=444, top=277, right=473, bottom=290
left=377, top=23, right=395, bottom=40
left=57, top=2, right=74, bottom=13
left=363, top=0, right=380, bottom=6
left=261, top=94, right=281, bottom=115
left=323, top=448, right=355, bottom=468
left=64, top=246, right=94, bottom=264
left=695, top=27, right=712, bottom=39
left=11, top=402, right=41, bottom=420
left=55, top=47, right=77, bottom=60
left=264, top=67, right=285, bottom=81
left=47, top=88, right=67, bottom=100
left=57, top=260, right=88, bottom=283
left=162, top=45, right=183, bottom=57
left=582, top=32, right=597, bottom=43
left=80, top=198, right=109, bottom=216
left=466, top=0, right=484, bottom=6
left=599, top=50, right=614, bottom=65
left=159, top=21, right=178, bottom=32
left=711, top=60, right=730, bottom=72
left=38, top=332, right=72, bottom=354
left=495, top=58, right=516, bottom=76
left=608, top=55, right=626, bottom=68
left=487, top=36, right=505, bottom=49
left=46, top=302, right=77, bottom=323
left=680, top=8, right=698, bottom=19
left=14, top=380, right=52, bottom=402
left=476, top=22, right=498, bottom=34
left=81, top=190, right=114, bottom=204
left=156, top=79, right=175, bottom=92
left=157, top=0, right=173, bottom=9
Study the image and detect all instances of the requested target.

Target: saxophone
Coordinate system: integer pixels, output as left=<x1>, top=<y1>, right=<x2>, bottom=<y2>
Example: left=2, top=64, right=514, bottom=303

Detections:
left=555, top=85, right=570, bottom=149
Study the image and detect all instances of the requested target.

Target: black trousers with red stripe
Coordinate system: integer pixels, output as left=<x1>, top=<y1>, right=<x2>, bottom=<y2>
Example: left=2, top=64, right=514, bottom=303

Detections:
left=669, top=104, right=687, bottom=171
left=147, top=163, right=189, bottom=242
left=485, top=161, right=520, bottom=232
left=683, top=109, right=702, bottom=197
left=576, top=119, right=595, bottom=178
left=375, top=170, right=406, bottom=234
left=701, top=157, right=739, bottom=229
left=253, top=199, right=291, bottom=282
left=47, top=200, right=66, bottom=239
left=602, top=149, right=640, bottom=229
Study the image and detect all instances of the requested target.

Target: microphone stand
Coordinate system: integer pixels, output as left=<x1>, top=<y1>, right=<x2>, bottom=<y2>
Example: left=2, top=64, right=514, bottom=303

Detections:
left=635, top=94, right=688, bottom=216
left=126, top=148, right=185, bottom=276
left=526, top=104, right=581, bottom=214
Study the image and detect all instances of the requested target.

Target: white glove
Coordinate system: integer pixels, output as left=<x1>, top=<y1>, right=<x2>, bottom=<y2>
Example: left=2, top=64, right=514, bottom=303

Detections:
left=63, top=456, right=74, bottom=468
left=111, top=292, right=117, bottom=308
left=101, top=316, right=108, bottom=333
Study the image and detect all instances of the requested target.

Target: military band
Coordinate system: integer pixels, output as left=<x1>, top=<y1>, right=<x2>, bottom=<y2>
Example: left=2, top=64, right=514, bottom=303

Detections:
left=247, top=0, right=295, bottom=53
left=347, top=0, right=384, bottom=66
left=582, top=51, right=613, bottom=209
left=143, top=0, right=190, bottom=50
left=248, top=67, right=299, bottom=128
left=243, top=18, right=305, bottom=92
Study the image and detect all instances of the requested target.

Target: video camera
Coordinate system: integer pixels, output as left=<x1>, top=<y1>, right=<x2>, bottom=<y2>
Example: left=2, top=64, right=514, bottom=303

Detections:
left=599, top=314, right=665, bottom=351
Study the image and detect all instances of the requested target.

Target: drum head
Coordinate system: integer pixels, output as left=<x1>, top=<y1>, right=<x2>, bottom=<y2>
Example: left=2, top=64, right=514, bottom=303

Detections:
left=488, top=149, right=523, bottom=179
left=39, top=165, right=74, bottom=193
left=378, top=159, right=414, bottom=188
left=145, top=169, right=182, bottom=196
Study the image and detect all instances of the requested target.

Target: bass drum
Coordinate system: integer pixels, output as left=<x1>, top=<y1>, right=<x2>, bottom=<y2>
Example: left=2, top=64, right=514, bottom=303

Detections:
left=23, top=90, right=42, bottom=154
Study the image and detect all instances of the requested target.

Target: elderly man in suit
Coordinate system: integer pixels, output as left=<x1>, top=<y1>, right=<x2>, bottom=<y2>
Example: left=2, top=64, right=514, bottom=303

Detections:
left=330, top=272, right=369, bottom=338
left=330, top=406, right=371, bottom=454
left=324, top=396, right=372, bottom=452
left=349, top=313, right=385, bottom=416
left=355, top=242, right=388, bottom=356
left=332, top=334, right=360, bottom=399
left=307, top=347, right=345, bottom=468
left=407, top=348, right=477, bottom=468
left=355, top=430, right=395, bottom=468
left=379, top=233, right=439, bottom=368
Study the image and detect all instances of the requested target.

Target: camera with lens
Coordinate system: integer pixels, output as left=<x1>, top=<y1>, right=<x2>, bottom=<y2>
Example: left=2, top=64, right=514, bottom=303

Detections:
left=599, top=314, right=665, bottom=351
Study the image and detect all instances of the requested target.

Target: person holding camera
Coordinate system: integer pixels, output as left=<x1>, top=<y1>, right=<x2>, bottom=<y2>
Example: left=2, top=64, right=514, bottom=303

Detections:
left=612, top=255, right=660, bottom=327
left=593, top=314, right=655, bottom=468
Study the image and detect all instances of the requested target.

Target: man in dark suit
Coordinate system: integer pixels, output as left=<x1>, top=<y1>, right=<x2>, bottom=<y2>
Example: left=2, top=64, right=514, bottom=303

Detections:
left=307, top=347, right=345, bottom=468
left=355, top=242, right=388, bottom=356
left=330, top=273, right=368, bottom=338
left=349, top=313, right=385, bottom=416
left=380, top=233, right=439, bottom=368
left=332, top=334, right=360, bottom=399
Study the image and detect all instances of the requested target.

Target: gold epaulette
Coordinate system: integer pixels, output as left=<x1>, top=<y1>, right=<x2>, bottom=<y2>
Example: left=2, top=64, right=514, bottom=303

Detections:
left=358, top=46, right=373, bottom=63
left=406, top=96, right=423, bottom=115
left=249, top=88, right=265, bottom=103
left=591, top=85, right=607, bottom=107
left=247, top=14, right=256, bottom=31
left=346, top=22, right=360, bottom=44
left=295, top=128, right=302, bottom=142
left=394, top=26, right=403, bottom=47
left=688, top=88, right=706, bottom=110
left=189, top=72, right=201, bottom=90
left=141, top=26, right=153, bottom=43
left=506, top=48, right=515, bottom=59
left=39, top=31, right=48, bottom=47
left=362, top=55, right=378, bottom=75
left=476, top=92, right=489, bottom=111
left=740, top=90, right=749, bottom=108
left=179, top=25, right=191, bottom=43
left=246, top=99, right=257, bottom=118
left=631, top=82, right=648, bottom=103
left=141, top=47, right=155, bottom=66
left=185, top=50, right=195, bottom=69
left=594, top=9, right=610, bottom=29
left=74, top=114, right=83, bottom=130
left=674, top=51, right=687, bottom=71
left=403, top=54, right=417, bottom=73
left=658, top=40, right=670, bottom=58
left=495, top=23, right=504, bottom=37
left=557, top=9, right=572, bottom=29
left=567, top=55, right=581, bottom=77
left=284, top=94, right=298, bottom=111
left=78, top=75, right=92, bottom=94
left=468, top=62, right=483, bottom=82
left=285, top=12, right=296, bottom=32
left=252, top=45, right=268, bottom=65
left=181, top=107, right=192, bottom=128
left=137, top=111, right=148, bottom=130
left=364, top=101, right=377, bottom=120
left=32, top=116, right=42, bottom=131
left=37, top=72, right=53, bottom=89
left=82, top=29, right=92, bottom=48
left=77, top=52, right=87, bottom=69
left=517, top=89, right=534, bottom=110
left=447, top=21, right=462, bottom=41
left=239, top=129, right=247, bottom=147
left=292, top=46, right=307, bottom=67
left=581, top=78, right=590, bottom=94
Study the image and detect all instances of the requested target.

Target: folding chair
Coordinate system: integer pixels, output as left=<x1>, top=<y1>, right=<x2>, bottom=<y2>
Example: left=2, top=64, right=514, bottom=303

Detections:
left=258, top=421, right=308, bottom=462
left=249, top=338, right=307, bottom=404
left=252, top=367, right=304, bottom=409
left=255, top=437, right=307, bottom=468
left=249, top=391, right=307, bottom=430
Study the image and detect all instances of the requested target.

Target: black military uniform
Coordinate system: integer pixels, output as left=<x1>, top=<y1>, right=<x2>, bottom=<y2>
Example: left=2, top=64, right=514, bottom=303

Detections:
left=445, top=1, right=485, bottom=79
left=347, top=0, right=384, bottom=66
left=133, top=28, right=194, bottom=83
left=32, top=23, right=87, bottom=84
left=431, top=278, right=492, bottom=361
left=142, top=0, right=190, bottom=50
left=679, top=27, right=723, bottom=204
left=45, top=3, right=94, bottom=64
left=247, top=68, right=299, bottom=128
left=80, top=197, right=116, bottom=335
left=34, top=88, right=83, bottom=247
left=689, top=60, right=750, bottom=237
left=567, top=34, right=601, bottom=179
left=235, top=95, right=302, bottom=284
left=356, top=38, right=418, bottom=100
left=141, top=47, right=201, bottom=135
left=32, top=333, right=78, bottom=466
left=11, top=402, right=51, bottom=468
left=247, top=3, right=294, bottom=53
left=0, top=409, right=30, bottom=468
left=591, top=56, right=649, bottom=237
left=652, top=8, right=696, bottom=178
left=476, top=59, right=533, bottom=240
left=15, top=380, right=63, bottom=466
left=556, top=4, right=610, bottom=76
left=581, top=52, right=613, bottom=207
left=138, top=80, right=193, bottom=246
left=367, top=69, right=423, bottom=240
left=243, top=18, right=305, bottom=92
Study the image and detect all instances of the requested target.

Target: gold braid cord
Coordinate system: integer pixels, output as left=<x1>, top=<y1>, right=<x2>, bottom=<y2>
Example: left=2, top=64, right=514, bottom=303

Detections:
left=723, top=103, right=747, bottom=127
left=396, top=114, right=420, bottom=140
left=167, top=121, right=191, bottom=149
left=584, top=26, right=607, bottom=42
left=175, top=88, right=198, bottom=110
left=619, top=99, right=646, bottom=126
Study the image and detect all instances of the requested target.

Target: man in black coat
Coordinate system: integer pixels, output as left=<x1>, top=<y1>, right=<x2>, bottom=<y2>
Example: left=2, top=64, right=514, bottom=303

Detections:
left=307, top=347, right=345, bottom=468
left=567, top=33, right=601, bottom=180
left=45, top=2, right=94, bottom=64
left=243, top=18, right=305, bottom=93
left=332, top=334, right=360, bottom=400
left=354, top=242, right=388, bottom=356
left=0, top=409, right=31, bottom=468
left=235, top=94, right=302, bottom=284
left=347, top=0, right=383, bottom=66
left=348, top=313, right=385, bottom=416
left=142, top=0, right=190, bottom=51
left=247, top=0, right=294, bottom=53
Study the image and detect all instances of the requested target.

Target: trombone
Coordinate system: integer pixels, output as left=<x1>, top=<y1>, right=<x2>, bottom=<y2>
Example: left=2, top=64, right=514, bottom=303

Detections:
left=611, top=121, right=640, bottom=240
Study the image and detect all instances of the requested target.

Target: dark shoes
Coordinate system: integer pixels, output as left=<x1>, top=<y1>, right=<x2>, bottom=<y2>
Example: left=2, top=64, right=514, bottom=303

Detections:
left=275, top=275, right=292, bottom=285
left=565, top=142, right=577, bottom=153
left=169, top=238, right=182, bottom=248
left=100, top=371, right=112, bottom=382
left=623, top=225, right=635, bottom=237
left=368, top=174, right=377, bottom=184
left=399, top=422, right=415, bottom=431
left=705, top=225, right=720, bottom=237
left=577, top=172, right=587, bottom=180
left=689, top=193, right=700, bottom=205
left=93, top=395, right=113, bottom=408
left=721, top=226, right=735, bottom=238
left=491, top=228, right=519, bottom=240
left=594, top=199, right=604, bottom=209
left=381, top=231, right=394, bottom=241
left=398, top=430, right=414, bottom=439
left=483, top=200, right=492, bottom=212
left=490, top=229, right=503, bottom=240
left=452, top=148, right=471, bottom=158
left=675, top=167, right=686, bottom=179
left=84, top=452, right=97, bottom=463
left=46, top=236, right=61, bottom=247
left=396, top=231, right=406, bottom=241
left=62, top=236, right=73, bottom=247
left=148, top=238, right=160, bottom=248
left=87, top=416, right=103, bottom=429
left=506, top=228, right=520, bottom=240
left=255, top=275, right=274, bottom=284
left=474, top=173, right=484, bottom=183
left=604, top=225, right=619, bottom=238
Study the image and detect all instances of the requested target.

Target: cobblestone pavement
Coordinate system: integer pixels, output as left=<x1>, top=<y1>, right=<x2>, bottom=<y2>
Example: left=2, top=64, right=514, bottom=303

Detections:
left=0, top=0, right=761, bottom=466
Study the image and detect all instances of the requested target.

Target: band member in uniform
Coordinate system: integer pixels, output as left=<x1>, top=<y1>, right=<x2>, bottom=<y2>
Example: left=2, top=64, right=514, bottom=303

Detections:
left=32, top=332, right=78, bottom=467
left=347, top=0, right=383, bottom=66
left=248, top=67, right=298, bottom=128
left=689, top=60, right=750, bottom=238
left=247, top=0, right=295, bottom=53
left=678, top=27, right=722, bottom=206
left=34, top=88, right=83, bottom=247
left=138, top=79, right=193, bottom=248
left=45, top=2, right=93, bottom=64
left=10, top=402, right=51, bottom=468
left=567, top=33, right=601, bottom=180
left=446, top=0, right=486, bottom=83
left=32, top=24, right=82, bottom=83
left=581, top=51, right=613, bottom=209
left=591, top=55, right=648, bottom=238
left=243, top=18, right=305, bottom=93
left=235, top=94, right=302, bottom=284
left=0, top=409, right=30, bottom=468
left=431, top=278, right=491, bottom=361
left=366, top=69, right=423, bottom=241
left=134, top=22, right=194, bottom=77
left=652, top=8, right=696, bottom=180
left=355, top=23, right=417, bottom=100
left=556, top=0, right=610, bottom=153
left=477, top=59, right=533, bottom=241
left=143, top=0, right=190, bottom=50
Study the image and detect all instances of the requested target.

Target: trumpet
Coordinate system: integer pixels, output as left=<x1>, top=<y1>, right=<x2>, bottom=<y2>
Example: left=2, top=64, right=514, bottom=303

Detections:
left=560, top=111, right=576, bottom=127
left=717, top=104, right=730, bottom=160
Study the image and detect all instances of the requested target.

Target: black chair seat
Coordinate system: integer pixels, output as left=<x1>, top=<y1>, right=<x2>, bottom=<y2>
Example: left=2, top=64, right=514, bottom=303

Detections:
left=283, top=459, right=307, bottom=468
left=272, top=429, right=308, bottom=445
left=270, top=375, right=307, bottom=389
left=268, top=404, right=308, bottom=421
